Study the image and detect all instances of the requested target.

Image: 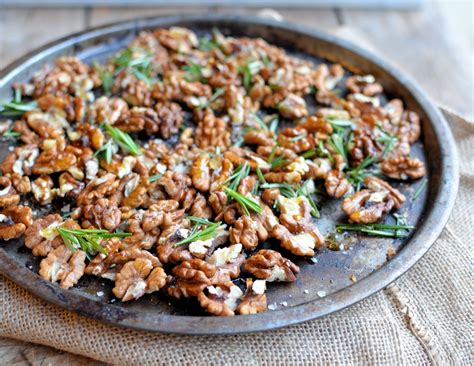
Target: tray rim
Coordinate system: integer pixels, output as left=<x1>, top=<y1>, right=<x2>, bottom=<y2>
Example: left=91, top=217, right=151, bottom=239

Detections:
left=0, top=13, right=459, bottom=335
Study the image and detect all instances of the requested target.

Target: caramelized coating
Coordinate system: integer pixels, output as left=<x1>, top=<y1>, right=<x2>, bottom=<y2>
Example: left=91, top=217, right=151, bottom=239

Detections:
left=243, top=249, right=299, bottom=282
left=381, top=156, right=426, bottom=180
left=236, top=279, right=267, bottom=315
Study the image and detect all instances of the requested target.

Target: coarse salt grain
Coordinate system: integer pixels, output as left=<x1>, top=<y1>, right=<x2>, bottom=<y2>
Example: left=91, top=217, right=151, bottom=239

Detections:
left=303, top=289, right=309, bottom=294
left=317, top=291, right=327, bottom=298
left=96, top=291, right=104, bottom=297
left=268, top=303, right=277, bottom=310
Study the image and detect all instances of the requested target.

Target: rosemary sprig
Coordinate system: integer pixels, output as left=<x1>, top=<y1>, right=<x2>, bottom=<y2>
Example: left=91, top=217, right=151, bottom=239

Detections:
left=198, top=35, right=219, bottom=51
left=256, top=167, right=266, bottom=184
left=296, top=180, right=320, bottom=218
left=346, top=155, right=377, bottom=191
left=113, top=48, right=154, bottom=84
left=197, top=87, right=225, bottom=110
left=224, top=162, right=250, bottom=191
left=327, top=132, right=349, bottom=167
left=376, top=127, right=397, bottom=159
left=412, top=178, right=428, bottom=202
left=183, top=61, right=205, bottom=82
left=188, top=216, right=216, bottom=226
left=149, top=174, right=162, bottom=183
left=301, top=149, right=316, bottom=159
left=252, top=113, right=269, bottom=130
left=268, top=115, right=279, bottom=134
left=261, top=182, right=296, bottom=198
left=57, top=227, right=131, bottom=259
left=267, top=144, right=289, bottom=170
left=0, top=90, right=37, bottom=117
left=2, top=126, right=20, bottom=139
left=94, top=139, right=117, bottom=164
left=175, top=219, right=222, bottom=247
left=105, top=125, right=141, bottom=156
left=289, top=132, right=307, bottom=142
left=326, top=116, right=354, bottom=129
left=239, top=60, right=263, bottom=90
left=336, top=223, right=414, bottom=238
left=223, top=187, right=262, bottom=215
left=94, top=62, right=114, bottom=95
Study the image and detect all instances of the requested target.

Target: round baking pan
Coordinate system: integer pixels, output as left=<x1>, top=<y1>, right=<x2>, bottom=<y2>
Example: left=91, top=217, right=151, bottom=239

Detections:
left=0, top=14, right=458, bottom=335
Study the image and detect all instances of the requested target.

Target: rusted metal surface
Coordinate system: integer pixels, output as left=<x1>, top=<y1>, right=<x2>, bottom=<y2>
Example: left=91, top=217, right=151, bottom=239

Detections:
left=0, top=14, right=458, bottom=335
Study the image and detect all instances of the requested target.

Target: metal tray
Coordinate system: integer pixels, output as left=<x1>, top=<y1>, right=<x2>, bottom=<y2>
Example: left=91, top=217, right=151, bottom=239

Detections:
left=0, top=14, right=458, bottom=335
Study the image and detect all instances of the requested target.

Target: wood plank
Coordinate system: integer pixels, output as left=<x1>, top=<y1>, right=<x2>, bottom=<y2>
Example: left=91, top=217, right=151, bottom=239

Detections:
left=0, top=8, right=86, bottom=68
left=339, top=2, right=474, bottom=119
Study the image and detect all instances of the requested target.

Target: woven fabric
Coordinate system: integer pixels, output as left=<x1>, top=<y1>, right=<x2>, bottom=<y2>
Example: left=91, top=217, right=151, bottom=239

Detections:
left=0, top=109, right=472, bottom=365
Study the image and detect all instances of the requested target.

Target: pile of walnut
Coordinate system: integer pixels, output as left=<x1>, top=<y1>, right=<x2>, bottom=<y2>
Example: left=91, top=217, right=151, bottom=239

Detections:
left=0, top=27, right=425, bottom=316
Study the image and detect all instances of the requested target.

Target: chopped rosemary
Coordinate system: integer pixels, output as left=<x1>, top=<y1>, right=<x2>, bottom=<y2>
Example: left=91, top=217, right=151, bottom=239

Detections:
left=183, top=61, right=205, bottom=82
left=239, top=60, right=263, bottom=90
left=261, top=182, right=297, bottom=198
left=149, top=174, right=163, bottom=183
left=336, top=223, right=414, bottom=238
left=268, top=115, right=279, bottom=134
left=94, top=62, right=114, bottom=95
left=57, top=227, right=131, bottom=259
left=223, top=186, right=262, bottom=215
left=114, top=48, right=154, bottom=83
left=327, top=132, right=349, bottom=167
left=326, top=116, right=354, bottom=129
left=94, top=139, right=117, bottom=164
left=256, top=167, right=266, bottom=184
left=2, top=126, right=20, bottom=139
left=267, top=144, right=289, bottom=170
left=197, top=87, right=225, bottom=110
left=301, top=149, right=316, bottom=159
left=412, top=178, right=428, bottom=202
left=105, top=124, right=141, bottom=156
left=198, top=35, right=219, bottom=51
left=296, top=180, right=320, bottom=218
left=289, top=132, right=307, bottom=142
left=252, top=113, right=269, bottom=130
left=0, top=91, right=37, bottom=117
left=376, top=127, right=397, bottom=159
left=224, top=162, right=250, bottom=191
left=346, top=155, right=377, bottom=191
left=175, top=219, right=222, bottom=247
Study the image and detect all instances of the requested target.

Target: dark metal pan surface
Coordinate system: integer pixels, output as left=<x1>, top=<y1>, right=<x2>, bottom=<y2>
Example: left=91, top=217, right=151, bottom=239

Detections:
left=0, top=14, right=458, bottom=335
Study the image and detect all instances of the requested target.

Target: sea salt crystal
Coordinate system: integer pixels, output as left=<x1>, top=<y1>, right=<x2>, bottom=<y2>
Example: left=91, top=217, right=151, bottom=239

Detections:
left=303, top=289, right=309, bottom=294
left=280, top=301, right=288, bottom=307
left=96, top=291, right=104, bottom=297
left=309, top=257, right=318, bottom=264
left=268, top=303, right=277, bottom=311
left=317, top=291, right=327, bottom=298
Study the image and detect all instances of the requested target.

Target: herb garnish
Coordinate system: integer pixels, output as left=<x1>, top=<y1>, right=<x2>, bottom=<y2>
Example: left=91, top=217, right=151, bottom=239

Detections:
left=149, top=174, right=163, bottom=183
left=267, top=144, right=289, bottom=170
left=336, top=223, right=414, bottom=238
left=0, top=89, right=37, bottom=117
left=94, top=139, right=117, bottom=164
left=2, top=126, right=20, bottom=139
left=183, top=61, right=205, bottom=82
left=57, top=227, right=131, bottom=259
left=346, top=155, right=378, bottom=191
left=412, top=178, right=428, bottom=202
left=94, top=62, right=114, bottom=95
left=327, top=132, right=349, bottom=167
left=113, top=48, right=154, bottom=84
left=175, top=218, right=222, bottom=247
left=105, top=125, right=141, bottom=156
left=224, top=162, right=250, bottom=191
left=223, top=187, right=262, bottom=215
left=239, top=60, right=263, bottom=90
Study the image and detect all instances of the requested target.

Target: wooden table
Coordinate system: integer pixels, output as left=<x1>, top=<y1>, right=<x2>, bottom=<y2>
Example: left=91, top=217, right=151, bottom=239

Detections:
left=0, top=2, right=472, bottom=364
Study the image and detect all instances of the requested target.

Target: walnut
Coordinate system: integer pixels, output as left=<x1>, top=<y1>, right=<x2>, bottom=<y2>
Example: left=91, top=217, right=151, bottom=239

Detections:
left=229, top=216, right=267, bottom=250
left=271, top=223, right=322, bottom=257
left=154, top=26, right=198, bottom=53
left=119, top=174, right=149, bottom=209
left=39, top=245, right=86, bottom=289
left=9, top=173, right=31, bottom=194
left=0, top=205, right=33, bottom=240
left=306, top=158, right=332, bottom=180
left=103, top=247, right=161, bottom=281
left=85, top=238, right=121, bottom=278
left=314, top=63, right=344, bottom=92
left=297, top=116, right=333, bottom=140
left=264, top=171, right=301, bottom=184
left=31, top=176, right=57, bottom=205
left=58, top=172, right=84, bottom=198
left=346, top=75, right=383, bottom=96
left=112, top=258, right=166, bottom=301
left=381, top=156, right=426, bottom=180
left=0, top=145, right=39, bottom=176
left=262, top=188, right=280, bottom=206
left=194, top=109, right=231, bottom=150
left=243, top=129, right=276, bottom=147
left=277, top=127, right=315, bottom=154
left=77, top=173, right=119, bottom=206
left=167, top=259, right=217, bottom=299
left=190, top=193, right=213, bottom=219
left=224, top=147, right=270, bottom=172
left=24, top=110, right=66, bottom=139
left=88, top=96, right=129, bottom=125
left=349, top=129, right=384, bottom=166
left=155, top=171, right=191, bottom=203
left=236, top=279, right=267, bottom=315
left=277, top=94, right=308, bottom=119
left=191, top=154, right=211, bottom=192
left=75, top=122, right=105, bottom=150
left=342, top=177, right=406, bottom=224
left=243, top=249, right=299, bottom=282
left=0, top=176, right=20, bottom=208
left=37, top=94, right=86, bottom=123
left=25, top=217, right=79, bottom=257
left=81, top=198, right=121, bottom=231
left=197, top=282, right=243, bottom=316
left=32, top=149, right=77, bottom=175
left=325, top=170, right=351, bottom=198
left=382, top=102, right=421, bottom=144
left=150, top=102, right=183, bottom=138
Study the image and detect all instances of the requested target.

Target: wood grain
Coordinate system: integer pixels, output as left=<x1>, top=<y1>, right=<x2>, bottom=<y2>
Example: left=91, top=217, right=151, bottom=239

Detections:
left=0, top=3, right=472, bottom=364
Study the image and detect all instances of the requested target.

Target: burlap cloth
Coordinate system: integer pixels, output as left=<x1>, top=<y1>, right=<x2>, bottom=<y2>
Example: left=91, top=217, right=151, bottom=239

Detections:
left=0, top=108, right=472, bottom=365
